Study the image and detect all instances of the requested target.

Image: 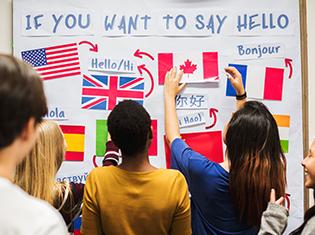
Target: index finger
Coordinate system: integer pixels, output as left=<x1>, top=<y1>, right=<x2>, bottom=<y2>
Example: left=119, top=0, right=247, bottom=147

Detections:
left=270, top=188, right=276, bottom=203
left=225, top=67, right=240, bottom=78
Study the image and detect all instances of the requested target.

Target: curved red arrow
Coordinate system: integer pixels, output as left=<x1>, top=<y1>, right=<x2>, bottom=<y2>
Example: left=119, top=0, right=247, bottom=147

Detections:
left=92, top=155, right=100, bottom=168
left=285, top=58, right=293, bottom=79
left=79, top=41, right=98, bottom=52
left=205, top=108, right=218, bottom=129
left=137, top=64, right=154, bottom=98
left=134, top=49, right=154, bottom=60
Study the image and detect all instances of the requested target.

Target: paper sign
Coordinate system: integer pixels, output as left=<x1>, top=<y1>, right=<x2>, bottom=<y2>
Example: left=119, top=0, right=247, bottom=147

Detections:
left=176, top=93, right=208, bottom=110
left=88, top=57, right=137, bottom=74
left=234, top=43, right=285, bottom=60
left=178, top=112, right=205, bottom=128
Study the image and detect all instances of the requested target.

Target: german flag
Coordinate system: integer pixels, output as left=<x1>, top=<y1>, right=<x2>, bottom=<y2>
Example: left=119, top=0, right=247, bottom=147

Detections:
left=60, top=125, right=85, bottom=161
left=273, top=115, right=290, bottom=153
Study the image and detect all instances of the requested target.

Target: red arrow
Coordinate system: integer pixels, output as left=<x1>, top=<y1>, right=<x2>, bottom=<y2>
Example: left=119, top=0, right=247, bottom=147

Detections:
left=137, top=64, right=155, bottom=98
left=79, top=41, right=98, bottom=52
left=205, top=108, right=218, bottom=129
left=134, top=49, right=154, bottom=60
left=285, top=58, right=293, bottom=79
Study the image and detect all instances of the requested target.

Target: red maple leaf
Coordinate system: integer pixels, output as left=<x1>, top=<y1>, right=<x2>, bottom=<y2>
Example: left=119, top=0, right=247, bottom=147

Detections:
left=180, top=59, right=197, bottom=74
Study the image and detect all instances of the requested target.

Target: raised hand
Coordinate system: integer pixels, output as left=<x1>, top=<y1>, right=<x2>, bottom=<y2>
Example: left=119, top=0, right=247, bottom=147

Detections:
left=225, top=67, right=245, bottom=96
left=164, top=67, right=186, bottom=98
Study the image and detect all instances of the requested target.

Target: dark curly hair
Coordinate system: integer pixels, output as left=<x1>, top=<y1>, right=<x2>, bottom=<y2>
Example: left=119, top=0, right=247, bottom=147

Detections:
left=0, top=54, right=48, bottom=148
left=108, top=100, right=152, bottom=156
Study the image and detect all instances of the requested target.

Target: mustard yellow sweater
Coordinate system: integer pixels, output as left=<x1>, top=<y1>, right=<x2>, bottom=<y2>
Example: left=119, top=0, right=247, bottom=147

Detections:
left=81, top=166, right=191, bottom=235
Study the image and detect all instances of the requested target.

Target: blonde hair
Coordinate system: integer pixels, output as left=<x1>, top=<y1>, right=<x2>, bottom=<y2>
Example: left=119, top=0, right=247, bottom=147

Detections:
left=14, top=120, right=68, bottom=205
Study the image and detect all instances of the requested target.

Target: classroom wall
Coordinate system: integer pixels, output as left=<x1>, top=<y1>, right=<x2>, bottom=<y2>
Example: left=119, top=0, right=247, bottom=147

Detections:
left=308, top=0, right=315, bottom=143
left=0, top=0, right=12, bottom=54
left=0, top=0, right=314, bottom=206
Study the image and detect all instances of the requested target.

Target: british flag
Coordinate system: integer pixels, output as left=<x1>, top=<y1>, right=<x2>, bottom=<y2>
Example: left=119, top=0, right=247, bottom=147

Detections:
left=81, top=74, right=144, bottom=110
left=21, top=43, right=81, bottom=81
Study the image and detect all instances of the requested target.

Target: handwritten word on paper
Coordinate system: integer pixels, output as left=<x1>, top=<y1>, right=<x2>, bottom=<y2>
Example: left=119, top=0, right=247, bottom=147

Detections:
left=44, top=107, right=67, bottom=120
left=22, top=10, right=95, bottom=35
left=176, top=93, right=208, bottom=110
left=178, top=112, right=205, bottom=128
left=235, top=43, right=285, bottom=60
left=89, top=57, right=136, bottom=73
left=21, top=10, right=294, bottom=36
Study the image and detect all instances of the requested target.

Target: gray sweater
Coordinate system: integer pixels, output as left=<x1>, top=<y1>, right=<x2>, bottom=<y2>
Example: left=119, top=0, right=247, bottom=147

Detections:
left=259, top=202, right=315, bottom=235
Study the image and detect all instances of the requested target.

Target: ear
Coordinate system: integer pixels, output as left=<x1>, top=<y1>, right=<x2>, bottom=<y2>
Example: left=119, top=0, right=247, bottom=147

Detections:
left=149, top=125, right=153, bottom=140
left=20, top=118, right=36, bottom=142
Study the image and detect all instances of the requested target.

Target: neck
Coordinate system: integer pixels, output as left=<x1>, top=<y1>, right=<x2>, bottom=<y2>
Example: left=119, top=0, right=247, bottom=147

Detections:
left=118, top=151, right=156, bottom=172
left=0, top=147, right=19, bottom=181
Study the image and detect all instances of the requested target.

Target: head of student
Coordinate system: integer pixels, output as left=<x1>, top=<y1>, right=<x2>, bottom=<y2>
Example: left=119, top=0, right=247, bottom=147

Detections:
left=108, top=100, right=152, bottom=157
left=0, top=54, right=47, bottom=163
left=15, top=120, right=66, bottom=204
left=289, top=139, right=315, bottom=235
left=225, top=100, right=286, bottom=227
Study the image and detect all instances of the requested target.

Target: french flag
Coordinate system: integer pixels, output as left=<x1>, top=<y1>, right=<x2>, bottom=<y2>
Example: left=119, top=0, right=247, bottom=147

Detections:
left=164, top=131, right=224, bottom=168
left=158, top=52, right=219, bottom=84
left=226, top=63, right=284, bottom=101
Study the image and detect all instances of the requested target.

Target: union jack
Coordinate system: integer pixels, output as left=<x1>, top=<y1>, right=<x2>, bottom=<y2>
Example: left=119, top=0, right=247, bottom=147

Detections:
left=81, top=74, right=144, bottom=110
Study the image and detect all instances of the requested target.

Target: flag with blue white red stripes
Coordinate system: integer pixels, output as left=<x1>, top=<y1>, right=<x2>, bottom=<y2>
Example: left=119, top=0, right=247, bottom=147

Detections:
left=81, top=74, right=144, bottom=110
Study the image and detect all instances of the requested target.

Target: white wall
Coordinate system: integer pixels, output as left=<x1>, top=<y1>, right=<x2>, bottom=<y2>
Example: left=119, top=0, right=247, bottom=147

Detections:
left=0, top=0, right=12, bottom=54
left=0, top=0, right=314, bottom=208
left=308, top=0, right=315, bottom=143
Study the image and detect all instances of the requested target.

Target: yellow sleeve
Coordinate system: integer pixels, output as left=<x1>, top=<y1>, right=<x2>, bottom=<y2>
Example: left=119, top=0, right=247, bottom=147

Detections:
left=81, top=169, right=103, bottom=235
left=170, top=172, right=192, bottom=235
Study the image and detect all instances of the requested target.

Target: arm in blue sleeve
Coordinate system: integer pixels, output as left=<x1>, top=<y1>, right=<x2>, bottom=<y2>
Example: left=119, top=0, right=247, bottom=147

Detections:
left=170, top=138, right=211, bottom=185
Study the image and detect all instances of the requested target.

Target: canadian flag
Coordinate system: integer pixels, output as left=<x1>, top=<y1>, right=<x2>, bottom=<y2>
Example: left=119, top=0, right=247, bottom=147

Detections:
left=158, top=52, right=219, bottom=84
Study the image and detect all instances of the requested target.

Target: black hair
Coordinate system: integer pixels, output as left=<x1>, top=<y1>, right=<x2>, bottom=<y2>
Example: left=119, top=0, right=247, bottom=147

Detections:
left=0, top=54, right=48, bottom=148
left=107, top=100, right=152, bottom=156
left=226, top=100, right=286, bottom=226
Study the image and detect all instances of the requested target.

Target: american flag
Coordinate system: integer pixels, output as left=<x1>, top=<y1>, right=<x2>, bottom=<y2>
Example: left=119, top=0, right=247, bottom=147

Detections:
left=81, top=74, right=144, bottom=110
left=21, top=43, right=81, bottom=81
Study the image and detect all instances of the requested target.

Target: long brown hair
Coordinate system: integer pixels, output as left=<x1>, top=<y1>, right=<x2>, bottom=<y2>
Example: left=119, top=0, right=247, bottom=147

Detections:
left=14, top=120, right=68, bottom=205
left=226, top=101, right=286, bottom=227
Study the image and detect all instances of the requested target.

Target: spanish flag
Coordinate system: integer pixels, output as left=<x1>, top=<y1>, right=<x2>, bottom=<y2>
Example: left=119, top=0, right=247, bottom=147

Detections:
left=60, top=125, right=85, bottom=161
left=273, top=115, right=290, bottom=153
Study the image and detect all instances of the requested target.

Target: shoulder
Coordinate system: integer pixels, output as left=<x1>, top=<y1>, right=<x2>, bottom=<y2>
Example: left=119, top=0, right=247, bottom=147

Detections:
left=302, top=215, right=315, bottom=234
left=157, top=169, right=187, bottom=185
left=88, top=165, right=115, bottom=178
left=0, top=182, right=67, bottom=234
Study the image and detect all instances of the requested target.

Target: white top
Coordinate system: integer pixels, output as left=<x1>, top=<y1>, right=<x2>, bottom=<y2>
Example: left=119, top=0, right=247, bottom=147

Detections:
left=0, top=176, right=68, bottom=235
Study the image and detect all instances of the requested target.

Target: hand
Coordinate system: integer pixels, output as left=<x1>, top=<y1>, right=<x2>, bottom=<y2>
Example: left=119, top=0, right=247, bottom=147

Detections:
left=225, top=67, right=245, bottom=96
left=269, top=188, right=285, bottom=206
left=164, top=67, right=186, bottom=98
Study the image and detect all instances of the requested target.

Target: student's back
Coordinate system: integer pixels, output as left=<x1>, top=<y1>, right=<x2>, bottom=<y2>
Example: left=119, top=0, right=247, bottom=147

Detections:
left=82, top=100, right=191, bottom=235
left=83, top=166, right=190, bottom=235
left=0, top=54, right=67, bottom=235
left=171, top=140, right=257, bottom=234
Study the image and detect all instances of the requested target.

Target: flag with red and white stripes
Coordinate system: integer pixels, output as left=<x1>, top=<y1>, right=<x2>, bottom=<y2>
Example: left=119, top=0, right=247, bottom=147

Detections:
left=21, top=43, right=81, bottom=81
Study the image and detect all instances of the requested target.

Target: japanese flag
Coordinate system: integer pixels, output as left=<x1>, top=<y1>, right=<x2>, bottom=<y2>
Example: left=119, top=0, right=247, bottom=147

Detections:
left=158, top=52, right=219, bottom=84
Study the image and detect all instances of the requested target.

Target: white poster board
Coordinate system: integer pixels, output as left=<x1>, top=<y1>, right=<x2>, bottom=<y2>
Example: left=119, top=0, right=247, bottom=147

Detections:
left=13, top=0, right=304, bottom=232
